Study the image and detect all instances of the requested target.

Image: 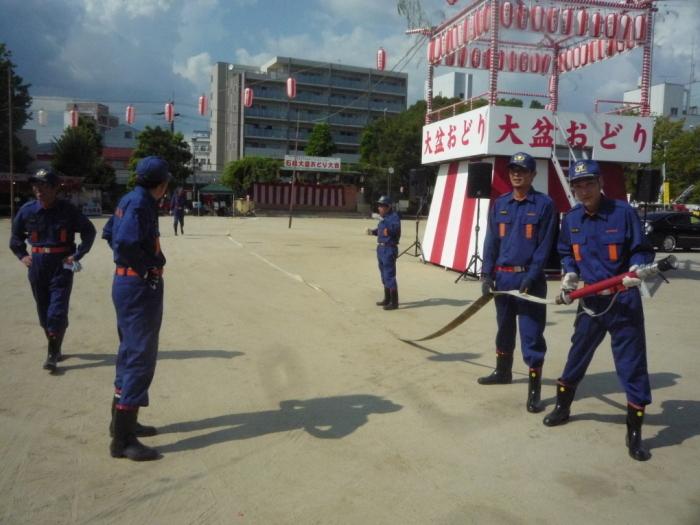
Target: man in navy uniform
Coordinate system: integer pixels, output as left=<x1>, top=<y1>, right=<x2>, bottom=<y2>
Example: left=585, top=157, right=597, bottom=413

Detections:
left=479, top=152, right=556, bottom=413
left=367, top=195, right=401, bottom=310
left=170, top=187, right=186, bottom=235
left=102, top=156, right=170, bottom=461
left=10, top=168, right=96, bottom=372
left=543, top=159, right=654, bottom=461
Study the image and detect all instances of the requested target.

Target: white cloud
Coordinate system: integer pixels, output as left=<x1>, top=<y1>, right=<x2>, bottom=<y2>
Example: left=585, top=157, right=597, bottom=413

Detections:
left=174, top=52, right=214, bottom=92
left=83, top=0, right=174, bottom=27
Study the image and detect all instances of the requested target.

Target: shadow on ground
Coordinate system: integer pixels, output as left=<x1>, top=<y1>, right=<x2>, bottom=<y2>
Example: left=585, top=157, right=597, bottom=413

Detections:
left=55, top=349, right=243, bottom=372
left=158, top=394, right=402, bottom=453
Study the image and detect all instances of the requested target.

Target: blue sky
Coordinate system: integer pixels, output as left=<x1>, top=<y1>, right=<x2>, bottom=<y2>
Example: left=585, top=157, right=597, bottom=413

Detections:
left=2, top=0, right=697, bottom=144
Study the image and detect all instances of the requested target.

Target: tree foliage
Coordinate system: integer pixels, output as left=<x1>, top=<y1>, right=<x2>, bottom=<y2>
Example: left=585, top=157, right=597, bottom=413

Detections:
left=52, top=117, right=115, bottom=187
left=0, top=43, right=33, bottom=172
left=649, top=117, right=700, bottom=202
left=129, top=126, right=192, bottom=187
left=305, top=122, right=336, bottom=157
left=221, top=156, right=282, bottom=195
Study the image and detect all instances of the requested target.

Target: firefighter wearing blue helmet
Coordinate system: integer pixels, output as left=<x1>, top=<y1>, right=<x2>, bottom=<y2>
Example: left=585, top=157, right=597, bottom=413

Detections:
left=367, top=195, right=401, bottom=310
left=543, top=159, right=655, bottom=461
left=9, top=168, right=96, bottom=372
left=479, top=152, right=557, bottom=413
left=102, top=156, right=171, bottom=461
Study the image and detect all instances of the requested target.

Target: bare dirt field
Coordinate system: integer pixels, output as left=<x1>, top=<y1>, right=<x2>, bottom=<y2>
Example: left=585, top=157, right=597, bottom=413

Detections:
left=1, top=215, right=699, bottom=525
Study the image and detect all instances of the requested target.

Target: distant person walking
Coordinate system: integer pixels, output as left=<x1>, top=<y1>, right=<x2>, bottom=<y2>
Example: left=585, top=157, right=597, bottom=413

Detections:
left=9, top=168, right=96, bottom=372
left=171, top=187, right=186, bottom=235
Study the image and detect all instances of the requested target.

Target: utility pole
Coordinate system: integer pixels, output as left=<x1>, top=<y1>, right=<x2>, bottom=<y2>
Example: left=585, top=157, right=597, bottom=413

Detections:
left=7, top=62, right=15, bottom=219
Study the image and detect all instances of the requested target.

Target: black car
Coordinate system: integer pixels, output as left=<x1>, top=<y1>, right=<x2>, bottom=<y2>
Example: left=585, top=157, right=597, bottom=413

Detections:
left=643, top=211, right=700, bottom=252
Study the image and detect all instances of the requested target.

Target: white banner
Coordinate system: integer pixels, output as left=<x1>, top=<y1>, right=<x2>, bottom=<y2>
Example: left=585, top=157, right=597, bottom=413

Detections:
left=283, top=155, right=342, bottom=172
left=421, top=106, right=653, bottom=165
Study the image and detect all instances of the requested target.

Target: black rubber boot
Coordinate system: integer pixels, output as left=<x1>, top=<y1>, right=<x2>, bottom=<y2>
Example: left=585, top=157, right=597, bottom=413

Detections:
left=42, top=334, right=63, bottom=371
left=477, top=353, right=513, bottom=385
left=543, top=383, right=576, bottom=426
left=109, top=395, right=157, bottom=438
left=110, top=409, right=160, bottom=461
left=383, top=289, right=399, bottom=310
left=626, top=404, right=651, bottom=461
left=526, top=367, right=543, bottom=413
left=376, top=288, right=390, bottom=306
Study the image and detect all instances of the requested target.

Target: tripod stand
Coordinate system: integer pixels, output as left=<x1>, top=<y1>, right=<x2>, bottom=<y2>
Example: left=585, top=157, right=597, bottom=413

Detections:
left=398, top=195, right=426, bottom=262
left=455, top=190, right=485, bottom=282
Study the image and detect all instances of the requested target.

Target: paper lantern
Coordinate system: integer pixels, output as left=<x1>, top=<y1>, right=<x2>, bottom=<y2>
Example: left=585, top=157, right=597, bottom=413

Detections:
left=125, top=104, right=135, bottom=125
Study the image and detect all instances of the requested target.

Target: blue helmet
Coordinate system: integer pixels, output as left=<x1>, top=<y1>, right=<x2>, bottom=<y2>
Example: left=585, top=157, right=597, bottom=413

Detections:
left=507, top=152, right=536, bottom=172
left=136, top=156, right=172, bottom=185
left=569, top=159, right=600, bottom=182
left=29, top=168, right=60, bottom=186
left=376, top=195, right=392, bottom=206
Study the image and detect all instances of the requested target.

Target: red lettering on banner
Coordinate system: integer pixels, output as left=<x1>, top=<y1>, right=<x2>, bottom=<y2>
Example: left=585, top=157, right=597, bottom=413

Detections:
left=478, top=114, right=486, bottom=144
left=495, top=114, right=524, bottom=145
left=434, top=127, right=446, bottom=153
left=447, top=124, right=457, bottom=149
left=566, top=120, right=588, bottom=147
left=633, top=122, right=647, bottom=152
left=461, top=119, right=473, bottom=145
left=600, top=122, right=623, bottom=150
left=424, top=130, right=433, bottom=154
left=529, top=116, right=554, bottom=148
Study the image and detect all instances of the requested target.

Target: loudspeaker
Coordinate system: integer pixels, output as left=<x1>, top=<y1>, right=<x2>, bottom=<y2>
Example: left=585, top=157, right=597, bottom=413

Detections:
left=467, top=162, right=493, bottom=198
left=409, top=168, right=428, bottom=199
left=635, top=169, right=661, bottom=203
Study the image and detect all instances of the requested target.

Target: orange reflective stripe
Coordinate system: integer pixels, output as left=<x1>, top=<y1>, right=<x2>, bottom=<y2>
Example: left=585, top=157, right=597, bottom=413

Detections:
left=59, top=228, right=67, bottom=242
left=499, top=223, right=506, bottom=237
left=573, top=243, right=582, bottom=262
left=608, top=244, right=618, bottom=261
left=525, top=224, right=533, bottom=239
left=31, top=231, right=39, bottom=243
left=155, top=237, right=161, bottom=255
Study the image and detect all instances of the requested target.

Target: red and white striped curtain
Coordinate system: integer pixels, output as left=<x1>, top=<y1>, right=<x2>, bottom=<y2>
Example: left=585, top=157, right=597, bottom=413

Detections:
left=253, top=183, right=345, bottom=208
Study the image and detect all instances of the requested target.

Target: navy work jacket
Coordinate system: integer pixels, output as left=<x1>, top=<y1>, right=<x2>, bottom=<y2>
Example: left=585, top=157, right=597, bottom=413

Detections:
left=482, top=189, right=556, bottom=281
left=103, top=186, right=166, bottom=277
left=558, top=195, right=654, bottom=284
left=10, top=199, right=96, bottom=260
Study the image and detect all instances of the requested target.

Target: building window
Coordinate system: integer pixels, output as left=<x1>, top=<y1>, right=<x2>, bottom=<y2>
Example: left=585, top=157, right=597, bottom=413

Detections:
left=670, top=107, right=678, bottom=116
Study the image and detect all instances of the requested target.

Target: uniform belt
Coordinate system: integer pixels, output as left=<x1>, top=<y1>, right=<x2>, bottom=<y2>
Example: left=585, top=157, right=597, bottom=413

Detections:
left=495, top=265, right=527, bottom=273
left=115, top=267, right=164, bottom=277
left=378, top=242, right=397, bottom=246
left=31, top=246, right=71, bottom=254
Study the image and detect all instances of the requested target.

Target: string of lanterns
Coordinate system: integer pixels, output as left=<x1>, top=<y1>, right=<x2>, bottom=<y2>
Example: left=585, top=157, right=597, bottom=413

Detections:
left=41, top=48, right=391, bottom=128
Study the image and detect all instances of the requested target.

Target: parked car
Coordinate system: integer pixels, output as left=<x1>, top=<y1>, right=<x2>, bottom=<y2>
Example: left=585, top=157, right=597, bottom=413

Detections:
left=643, top=211, right=700, bottom=252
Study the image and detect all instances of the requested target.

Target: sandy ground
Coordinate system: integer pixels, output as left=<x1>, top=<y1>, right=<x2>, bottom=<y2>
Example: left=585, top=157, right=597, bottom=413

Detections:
left=0, top=214, right=699, bottom=525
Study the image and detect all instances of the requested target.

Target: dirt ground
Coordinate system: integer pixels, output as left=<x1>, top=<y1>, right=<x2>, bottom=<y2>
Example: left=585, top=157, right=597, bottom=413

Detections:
left=1, top=215, right=699, bottom=525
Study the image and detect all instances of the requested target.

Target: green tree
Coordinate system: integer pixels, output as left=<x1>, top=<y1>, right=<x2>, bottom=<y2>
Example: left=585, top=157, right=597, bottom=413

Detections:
left=129, top=126, right=192, bottom=187
left=221, top=156, right=281, bottom=195
left=529, top=100, right=545, bottom=109
left=0, top=43, right=33, bottom=172
left=305, top=122, right=336, bottom=156
left=52, top=117, right=101, bottom=178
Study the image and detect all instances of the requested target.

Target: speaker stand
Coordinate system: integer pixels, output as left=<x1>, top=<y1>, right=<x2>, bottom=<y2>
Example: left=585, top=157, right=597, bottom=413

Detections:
left=398, top=196, right=426, bottom=262
left=455, top=191, right=484, bottom=283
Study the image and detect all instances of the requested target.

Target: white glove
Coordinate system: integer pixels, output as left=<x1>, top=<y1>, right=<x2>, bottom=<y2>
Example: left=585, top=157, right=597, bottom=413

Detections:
left=622, top=265, right=642, bottom=288
left=561, top=272, right=579, bottom=292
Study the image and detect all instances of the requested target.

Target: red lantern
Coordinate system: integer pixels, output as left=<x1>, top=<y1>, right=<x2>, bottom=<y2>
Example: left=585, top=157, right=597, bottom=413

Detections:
left=376, top=47, right=387, bottom=71
left=69, top=105, right=79, bottom=128
left=286, top=77, right=296, bottom=99
left=125, top=104, right=135, bottom=125
left=164, top=102, right=174, bottom=123
left=198, top=95, right=207, bottom=116
left=446, top=0, right=457, bottom=4
left=244, top=87, right=254, bottom=108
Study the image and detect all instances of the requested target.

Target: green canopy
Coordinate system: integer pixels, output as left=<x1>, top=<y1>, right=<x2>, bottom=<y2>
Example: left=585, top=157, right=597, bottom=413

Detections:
left=199, top=183, right=234, bottom=195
